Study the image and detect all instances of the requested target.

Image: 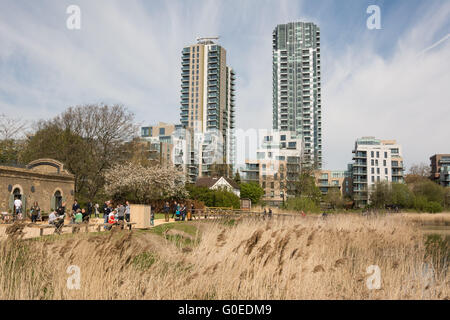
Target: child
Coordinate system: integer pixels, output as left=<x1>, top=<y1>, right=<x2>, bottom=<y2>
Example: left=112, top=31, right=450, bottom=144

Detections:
left=75, top=209, right=83, bottom=224
left=175, top=206, right=181, bottom=221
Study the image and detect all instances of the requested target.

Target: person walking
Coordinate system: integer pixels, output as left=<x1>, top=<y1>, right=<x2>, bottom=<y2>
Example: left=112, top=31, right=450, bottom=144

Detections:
left=117, top=203, right=125, bottom=229
left=125, top=201, right=131, bottom=222
left=13, top=196, right=22, bottom=221
left=268, top=208, right=273, bottom=219
left=150, top=209, right=155, bottom=227
left=163, top=202, right=170, bottom=222
left=171, top=201, right=178, bottom=219
left=30, top=201, right=40, bottom=223
left=181, top=204, right=187, bottom=221
left=94, top=203, right=99, bottom=218
left=87, top=201, right=93, bottom=219
left=103, top=201, right=111, bottom=229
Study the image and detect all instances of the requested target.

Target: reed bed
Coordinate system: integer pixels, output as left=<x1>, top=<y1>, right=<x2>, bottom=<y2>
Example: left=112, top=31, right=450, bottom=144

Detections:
left=0, top=215, right=448, bottom=299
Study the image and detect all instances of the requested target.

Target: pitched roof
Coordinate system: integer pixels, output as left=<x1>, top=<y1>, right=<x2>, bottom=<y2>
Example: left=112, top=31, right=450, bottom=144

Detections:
left=195, top=176, right=240, bottom=190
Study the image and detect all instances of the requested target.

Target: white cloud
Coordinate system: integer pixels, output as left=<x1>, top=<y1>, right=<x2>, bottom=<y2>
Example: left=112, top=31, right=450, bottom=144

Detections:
left=322, top=2, right=450, bottom=170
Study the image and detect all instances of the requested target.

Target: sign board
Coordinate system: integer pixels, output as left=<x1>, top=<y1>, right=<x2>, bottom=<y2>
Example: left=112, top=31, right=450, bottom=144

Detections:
left=240, top=199, right=251, bottom=211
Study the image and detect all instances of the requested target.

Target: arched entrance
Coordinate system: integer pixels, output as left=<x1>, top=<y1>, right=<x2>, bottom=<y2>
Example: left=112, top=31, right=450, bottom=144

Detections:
left=54, top=190, right=62, bottom=209
left=9, top=185, right=26, bottom=214
left=13, top=188, right=22, bottom=200
left=51, top=190, right=64, bottom=211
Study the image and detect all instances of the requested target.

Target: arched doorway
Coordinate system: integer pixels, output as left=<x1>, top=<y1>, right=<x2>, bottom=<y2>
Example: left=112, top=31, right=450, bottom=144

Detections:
left=13, top=188, right=22, bottom=200
left=54, top=190, right=62, bottom=209
left=51, top=190, right=63, bottom=211
left=9, top=186, right=26, bottom=214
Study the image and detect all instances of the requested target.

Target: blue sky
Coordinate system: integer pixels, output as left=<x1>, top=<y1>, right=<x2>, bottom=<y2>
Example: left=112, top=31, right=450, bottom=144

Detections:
left=0, top=0, right=449, bottom=170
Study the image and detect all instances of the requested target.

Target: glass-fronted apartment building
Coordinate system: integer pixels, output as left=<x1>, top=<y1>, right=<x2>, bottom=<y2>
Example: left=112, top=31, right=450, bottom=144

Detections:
left=241, top=131, right=304, bottom=206
left=351, top=137, right=404, bottom=207
left=180, top=38, right=236, bottom=179
left=272, top=22, right=322, bottom=169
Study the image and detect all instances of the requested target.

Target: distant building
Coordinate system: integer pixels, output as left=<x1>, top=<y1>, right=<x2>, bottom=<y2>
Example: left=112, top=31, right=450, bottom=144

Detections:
left=195, top=176, right=240, bottom=197
left=0, top=159, right=75, bottom=214
left=241, top=131, right=304, bottom=207
left=314, top=170, right=352, bottom=197
left=272, top=22, right=322, bottom=168
left=180, top=37, right=236, bottom=178
left=430, top=154, right=450, bottom=187
left=141, top=122, right=177, bottom=166
left=351, top=137, right=404, bottom=207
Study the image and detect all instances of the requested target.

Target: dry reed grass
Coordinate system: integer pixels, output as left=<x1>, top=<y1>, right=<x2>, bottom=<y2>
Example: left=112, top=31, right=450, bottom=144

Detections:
left=0, top=215, right=448, bottom=300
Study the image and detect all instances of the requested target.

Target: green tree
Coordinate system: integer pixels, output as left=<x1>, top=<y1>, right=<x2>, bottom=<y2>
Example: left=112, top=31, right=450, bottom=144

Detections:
left=240, top=182, right=264, bottom=204
left=412, top=180, right=445, bottom=205
left=323, top=188, right=344, bottom=209
left=390, top=183, right=415, bottom=208
left=294, top=167, right=322, bottom=204
left=187, top=185, right=240, bottom=209
left=20, top=104, right=137, bottom=201
left=370, top=182, right=392, bottom=208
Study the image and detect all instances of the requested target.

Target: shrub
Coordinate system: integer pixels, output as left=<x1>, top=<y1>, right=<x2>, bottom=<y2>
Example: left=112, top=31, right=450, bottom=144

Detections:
left=187, top=186, right=240, bottom=209
left=425, top=201, right=443, bottom=213
left=285, top=197, right=320, bottom=213
left=240, top=182, right=264, bottom=204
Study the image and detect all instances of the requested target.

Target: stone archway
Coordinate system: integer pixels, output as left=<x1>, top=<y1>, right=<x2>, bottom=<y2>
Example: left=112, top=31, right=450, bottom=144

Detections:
left=9, top=184, right=25, bottom=213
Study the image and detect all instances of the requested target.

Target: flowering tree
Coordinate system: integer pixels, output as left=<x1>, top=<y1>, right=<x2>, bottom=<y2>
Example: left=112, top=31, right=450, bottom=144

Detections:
left=103, top=162, right=188, bottom=203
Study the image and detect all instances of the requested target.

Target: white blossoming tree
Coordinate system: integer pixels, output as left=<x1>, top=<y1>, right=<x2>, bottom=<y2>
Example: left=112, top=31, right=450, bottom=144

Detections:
left=103, top=162, right=188, bottom=203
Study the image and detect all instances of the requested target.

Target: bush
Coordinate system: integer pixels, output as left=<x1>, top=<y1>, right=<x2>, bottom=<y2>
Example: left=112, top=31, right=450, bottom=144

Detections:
left=187, top=185, right=240, bottom=209
left=413, top=196, right=443, bottom=213
left=284, top=197, right=320, bottom=213
left=240, top=182, right=264, bottom=205
left=425, top=201, right=443, bottom=213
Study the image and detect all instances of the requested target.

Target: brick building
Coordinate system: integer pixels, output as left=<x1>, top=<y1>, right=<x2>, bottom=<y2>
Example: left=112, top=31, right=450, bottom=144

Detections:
left=0, top=159, right=75, bottom=214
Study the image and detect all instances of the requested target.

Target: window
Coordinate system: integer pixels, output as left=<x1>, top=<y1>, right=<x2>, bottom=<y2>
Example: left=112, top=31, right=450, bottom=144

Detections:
left=371, top=176, right=375, bottom=182
left=376, top=151, right=380, bottom=158
left=385, top=168, right=388, bottom=175
left=271, top=182, right=274, bottom=189
left=280, top=135, right=286, bottom=141
left=384, top=152, right=387, bottom=158
left=159, top=128, right=165, bottom=135
left=375, top=160, right=379, bottom=166
left=377, top=176, right=380, bottom=182
left=383, top=160, right=386, bottom=166
left=371, top=159, right=374, bottom=166
left=377, top=168, right=380, bottom=174
left=371, top=151, right=374, bottom=157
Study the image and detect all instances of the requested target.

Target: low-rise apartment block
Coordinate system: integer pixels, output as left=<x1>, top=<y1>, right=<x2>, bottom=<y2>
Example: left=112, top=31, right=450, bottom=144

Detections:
left=430, top=154, right=450, bottom=187
left=241, top=131, right=304, bottom=206
left=351, top=137, right=404, bottom=207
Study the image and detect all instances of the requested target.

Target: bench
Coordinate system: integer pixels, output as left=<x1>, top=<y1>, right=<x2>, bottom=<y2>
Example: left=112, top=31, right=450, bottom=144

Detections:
left=96, top=222, right=136, bottom=232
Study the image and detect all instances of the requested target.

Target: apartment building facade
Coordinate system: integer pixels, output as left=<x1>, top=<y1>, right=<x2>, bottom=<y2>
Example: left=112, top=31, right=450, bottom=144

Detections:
left=314, top=170, right=352, bottom=198
left=351, top=137, right=404, bottom=207
left=180, top=38, right=236, bottom=179
left=241, top=131, right=304, bottom=206
left=430, top=154, right=450, bottom=187
left=272, top=22, right=322, bottom=168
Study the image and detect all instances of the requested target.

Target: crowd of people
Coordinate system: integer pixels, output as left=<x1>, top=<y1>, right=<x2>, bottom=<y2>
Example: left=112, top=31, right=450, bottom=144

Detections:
left=2, top=195, right=201, bottom=235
